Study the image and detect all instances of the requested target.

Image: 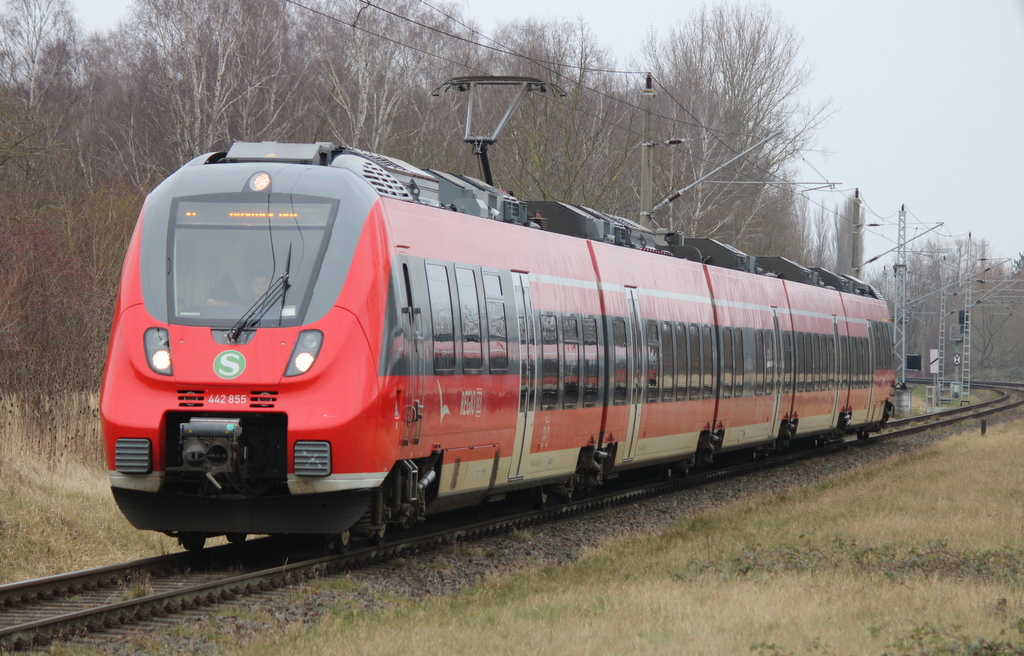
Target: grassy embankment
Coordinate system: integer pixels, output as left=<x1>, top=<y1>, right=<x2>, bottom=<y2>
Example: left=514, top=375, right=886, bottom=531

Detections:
left=209, top=411, right=1024, bottom=656
left=0, top=392, right=175, bottom=582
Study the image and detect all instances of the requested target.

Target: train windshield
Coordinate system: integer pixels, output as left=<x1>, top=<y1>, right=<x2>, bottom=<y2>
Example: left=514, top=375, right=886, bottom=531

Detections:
left=168, top=193, right=338, bottom=326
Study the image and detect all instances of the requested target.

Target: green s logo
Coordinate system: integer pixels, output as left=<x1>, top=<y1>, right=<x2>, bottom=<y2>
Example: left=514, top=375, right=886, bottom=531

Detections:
left=213, top=350, right=246, bottom=379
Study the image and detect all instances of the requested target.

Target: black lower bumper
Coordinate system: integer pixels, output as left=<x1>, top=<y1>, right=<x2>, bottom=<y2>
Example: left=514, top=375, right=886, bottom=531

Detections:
left=111, top=486, right=371, bottom=535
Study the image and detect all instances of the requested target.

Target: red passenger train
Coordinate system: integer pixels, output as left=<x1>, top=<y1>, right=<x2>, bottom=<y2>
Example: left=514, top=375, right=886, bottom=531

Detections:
left=100, top=142, right=895, bottom=550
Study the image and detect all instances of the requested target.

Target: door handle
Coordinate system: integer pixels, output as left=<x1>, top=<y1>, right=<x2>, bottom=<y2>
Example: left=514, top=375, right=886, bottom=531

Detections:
left=404, top=402, right=423, bottom=425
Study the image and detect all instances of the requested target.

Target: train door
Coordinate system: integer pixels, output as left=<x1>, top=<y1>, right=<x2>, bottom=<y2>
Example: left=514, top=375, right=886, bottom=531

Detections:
left=509, top=272, right=537, bottom=480
left=769, top=309, right=783, bottom=438
left=865, top=322, right=878, bottom=422
left=830, top=318, right=841, bottom=425
left=622, top=287, right=644, bottom=462
left=399, top=259, right=425, bottom=446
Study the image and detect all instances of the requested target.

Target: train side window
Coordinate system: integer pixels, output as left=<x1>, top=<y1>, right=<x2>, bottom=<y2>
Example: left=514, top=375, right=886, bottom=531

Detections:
left=869, top=325, right=875, bottom=374
left=563, top=316, right=580, bottom=408
left=824, top=333, right=831, bottom=390
left=483, top=272, right=502, bottom=299
left=795, top=333, right=804, bottom=392
left=861, top=337, right=868, bottom=387
left=798, top=331, right=806, bottom=388
left=853, top=337, right=860, bottom=387
left=888, top=323, right=895, bottom=368
left=721, top=327, right=733, bottom=399
left=820, top=334, right=828, bottom=390
left=765, top=331, right=775, bottom=394
left=811, top=333, right=820, bottom=391
left=646, top=320, right=660, bottom=403
left=864, top=337, right=871, bottom=386
left=827, top=334, right=836, bottom=390
left=701, top=324, right=714, bottom=399
left=842, top=334, right=850, bottom=388
left=882, top=324, right=887, bottom=369
left=806, top=333, right=814, bottom=391
left=755, top=330, right=765, bottom=396
left=540, top=313, right=559, bottom=410
left=455, top=267, right=482, bottom=372
left=782, top=331, right=792, bottom=394
left=858, top=338, right=866, bottom=387
left=815, top=333, right=824, bottom=391
left=425, top=263, right=455, bottom=373
left=848, top=334, right=855, bottom=387
left=483, top=272, right=507, bottom=372
left=486, top=300, right=508, bottom=371
left=582, top=317, right=599, bottom=407
left=675, top=323, right=688, bottom=401
left=878, top=323, right=887, bottom=370
left=885, top=323, right=892, bottom=369
left=689, top=324, right=701, bottom=400
left=860, top=335, right=868, bottom=386
left=735, top=329, right=745, bottom=398
left=662, top=321, right=675, bottom=402
left=612, top=318, right=628, bottom=405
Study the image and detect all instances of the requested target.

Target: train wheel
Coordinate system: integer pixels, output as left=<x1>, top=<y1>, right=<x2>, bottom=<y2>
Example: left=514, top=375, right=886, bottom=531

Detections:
left=369, top=524, right=387, bottom=546
left=226, top=533, right=247, bottom=544
left=178, top=532, right=206, bottom=552
left=328, top=530, right=351, bottom=554
left=533, top=486, right=550, bottom=510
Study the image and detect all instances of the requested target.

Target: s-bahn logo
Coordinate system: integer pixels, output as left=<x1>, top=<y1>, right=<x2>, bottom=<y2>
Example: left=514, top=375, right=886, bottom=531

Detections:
left=213, top=350, right=246, bottom=379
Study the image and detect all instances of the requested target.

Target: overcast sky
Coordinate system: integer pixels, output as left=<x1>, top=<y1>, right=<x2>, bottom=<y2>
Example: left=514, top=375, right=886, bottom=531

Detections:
left=73, top=0, right=1024, bottom=270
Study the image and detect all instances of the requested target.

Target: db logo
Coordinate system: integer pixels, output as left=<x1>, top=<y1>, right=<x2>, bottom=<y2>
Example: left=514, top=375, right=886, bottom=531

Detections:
left=213, top=350, right=246, bottom=379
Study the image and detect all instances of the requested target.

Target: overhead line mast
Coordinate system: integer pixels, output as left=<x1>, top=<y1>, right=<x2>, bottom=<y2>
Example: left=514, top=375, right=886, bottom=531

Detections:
left=639, top=73, right=655, bottom=230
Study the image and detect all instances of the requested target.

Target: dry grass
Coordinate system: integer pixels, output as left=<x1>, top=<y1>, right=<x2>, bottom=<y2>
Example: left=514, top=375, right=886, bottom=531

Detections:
left=906, top=383, right=998, bottom=416
left=0, top=392, right=175, bottom=583
left=228, top=413, right=1024, bottom=656
left=0, top=391, right=104, bottom=468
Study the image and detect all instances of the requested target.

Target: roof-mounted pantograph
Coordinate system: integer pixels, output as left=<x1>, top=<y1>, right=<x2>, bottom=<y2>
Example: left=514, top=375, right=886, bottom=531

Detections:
left=431, top=76, right=566, bottom=187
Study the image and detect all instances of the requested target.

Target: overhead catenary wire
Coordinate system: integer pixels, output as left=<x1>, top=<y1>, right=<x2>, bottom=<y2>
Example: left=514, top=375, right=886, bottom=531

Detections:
left=289, top=0, right=915, bottom=257
left=299, top=0, right=827, bottom=200
left=410, top=0, right=649, bottom=76
left=360, top=0, right=773, bottom=140
left=287, top=0, right=782, bottom=175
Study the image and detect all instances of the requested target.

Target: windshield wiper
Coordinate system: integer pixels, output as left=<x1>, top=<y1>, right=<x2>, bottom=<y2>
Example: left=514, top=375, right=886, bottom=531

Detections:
left=226, top=246, right=292, bottom=343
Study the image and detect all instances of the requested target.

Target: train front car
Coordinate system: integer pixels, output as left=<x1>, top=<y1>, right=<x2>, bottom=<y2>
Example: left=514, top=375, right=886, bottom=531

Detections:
left=101, top=143, right=395, bottom=549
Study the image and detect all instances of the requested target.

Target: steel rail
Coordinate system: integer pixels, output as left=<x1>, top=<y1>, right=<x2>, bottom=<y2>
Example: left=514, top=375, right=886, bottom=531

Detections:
left=3, top=383, right=1021, bottom=651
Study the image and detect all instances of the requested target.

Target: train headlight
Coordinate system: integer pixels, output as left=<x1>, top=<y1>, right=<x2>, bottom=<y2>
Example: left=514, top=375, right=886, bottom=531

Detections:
left=144, top=328, right=173, bottom=375
left=285, top=330, right=323, bottom=377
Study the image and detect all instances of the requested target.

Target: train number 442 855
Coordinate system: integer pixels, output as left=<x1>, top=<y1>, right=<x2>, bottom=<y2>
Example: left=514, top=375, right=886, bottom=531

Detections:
left=207, top=394, right=247, bottom=404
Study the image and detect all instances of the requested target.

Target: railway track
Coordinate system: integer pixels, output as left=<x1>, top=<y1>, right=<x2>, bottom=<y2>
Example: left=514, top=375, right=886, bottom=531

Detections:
left=3, top=383, right=1022, bottom=652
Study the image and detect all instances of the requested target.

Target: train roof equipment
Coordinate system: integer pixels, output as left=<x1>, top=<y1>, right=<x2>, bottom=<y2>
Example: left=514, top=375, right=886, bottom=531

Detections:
left=756, top=256, right=819, bottom=286
left=431, top=75, right=567, bottom=187
left=204, top=141, right=882, bottom=300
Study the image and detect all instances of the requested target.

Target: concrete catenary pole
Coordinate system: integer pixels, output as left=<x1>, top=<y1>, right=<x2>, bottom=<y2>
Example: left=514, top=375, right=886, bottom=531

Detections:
left=851, top=188, right=863, bottom=276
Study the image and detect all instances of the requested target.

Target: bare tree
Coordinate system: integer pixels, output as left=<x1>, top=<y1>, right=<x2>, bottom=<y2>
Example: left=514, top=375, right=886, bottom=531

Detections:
left=833, top=196, right=855, bottom=274
left=638, top=2, right=831, bottom=253
left=483, top=18, right=637, bottom=210
left=300, top=0, right=479, bottom=154
left=0, top=0, right=77, bottom=115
